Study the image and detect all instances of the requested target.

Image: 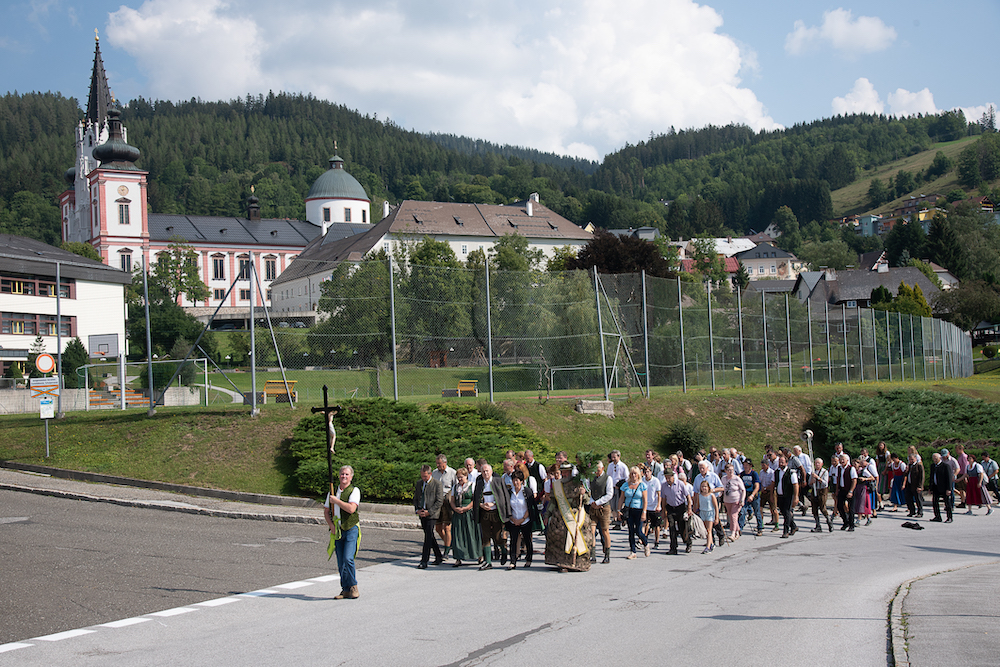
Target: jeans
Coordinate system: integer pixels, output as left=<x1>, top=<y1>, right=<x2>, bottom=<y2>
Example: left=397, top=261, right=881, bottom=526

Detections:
left=335, top=525, right=359, bottom=589
left=739, top=496, right=762, bottom=532
left=625, top=507, right=647, bottom=553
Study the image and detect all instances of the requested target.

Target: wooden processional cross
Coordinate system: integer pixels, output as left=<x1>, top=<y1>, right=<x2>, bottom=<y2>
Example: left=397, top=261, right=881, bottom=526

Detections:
left=311, top=385, right=342, bottom=496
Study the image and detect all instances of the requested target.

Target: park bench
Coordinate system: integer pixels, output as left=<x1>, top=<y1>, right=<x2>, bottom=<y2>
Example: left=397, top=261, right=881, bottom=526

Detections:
left=442, top=379, right=478, bottom=398
left=263, top=379, right=297, bottom=403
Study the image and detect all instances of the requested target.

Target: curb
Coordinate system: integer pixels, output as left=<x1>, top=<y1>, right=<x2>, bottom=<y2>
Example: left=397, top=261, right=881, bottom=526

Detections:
left=0, top=481, right=421, bottom=529
left=887, top=561, right=1000, bottom=667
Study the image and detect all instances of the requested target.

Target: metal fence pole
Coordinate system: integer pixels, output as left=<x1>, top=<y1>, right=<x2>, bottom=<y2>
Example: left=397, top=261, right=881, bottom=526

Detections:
left=909, top=314, right=916, bottom=381
left=785, top=294, right=792, bottom=387
left=250, top=251, right=258, bottom=416
left=843, top=304, right=849, bottom=384
left=594, top=267, right=609, bottom=400
left=870, top=307, right=878, bottom=382
left=858, top=305, right=865, bottom=383
left=898, top=311, right=904, bottom=382
left=486, top=257, right=495, bottom=402
left=678, top=277, right=687, bottom=393
left=142, top=256, right=156, bottom=414
left=388, top=254, right=399, bottom=401
left=641, top=271, right=650, bottom=397
left=807, top=298, right=814, bottom=386
left=707, top=281, right=715, bottom=390
left=931, top=317, right=938, bottom=380
left=737, top=288, right=746, bottom=389
left=763, top=291, right=769, bottom=387
left=825, top=301, right=832, bottom=385
left=886, top=310, right=892, bottom=381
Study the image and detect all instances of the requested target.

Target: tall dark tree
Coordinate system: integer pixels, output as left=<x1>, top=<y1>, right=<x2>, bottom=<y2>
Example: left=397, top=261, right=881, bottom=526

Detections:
left=883, top=222, right=926, bottom=267
left=568, top=229, right=674, bottom=277
left=926, top=216, right=968, bottom=280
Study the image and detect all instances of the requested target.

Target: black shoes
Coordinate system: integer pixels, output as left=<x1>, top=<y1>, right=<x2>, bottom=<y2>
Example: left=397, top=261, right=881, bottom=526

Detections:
left=601, top=553, right=610, bottom=564
left=479, top=562, right=493, bottom=571
left=945, top=518, right=953, bottom=523
left=417, top=562, right=428, bottom=569
left=685, top=543, right=692, bottom=553
left=433, top=556, right=444, bottom=566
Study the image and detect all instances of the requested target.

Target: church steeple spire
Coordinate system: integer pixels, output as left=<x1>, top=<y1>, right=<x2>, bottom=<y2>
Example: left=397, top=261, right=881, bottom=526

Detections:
left=86, top=30, right=112, bottom=128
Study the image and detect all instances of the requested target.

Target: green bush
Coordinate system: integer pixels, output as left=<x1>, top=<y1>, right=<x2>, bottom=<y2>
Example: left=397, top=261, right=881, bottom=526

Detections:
left=810, top=389, right=1000, bottom=458
left=287, top=398, right=551, bottom=501
left=655, top=421, right=710, bottom=460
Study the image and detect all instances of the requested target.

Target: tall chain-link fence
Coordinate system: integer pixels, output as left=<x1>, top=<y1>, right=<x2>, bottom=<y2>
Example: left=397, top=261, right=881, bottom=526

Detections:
left=208, top=260, right=972, bottom=406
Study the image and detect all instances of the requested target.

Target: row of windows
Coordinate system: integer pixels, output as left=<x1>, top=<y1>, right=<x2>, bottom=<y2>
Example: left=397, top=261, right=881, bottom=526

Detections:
left=211, top=288, right=272, bottom=302
left=212, top=258, right=277, bottom=281
left=323, top=208, right=367, bottom=223
left=1, top=312, right=75, bottom=337
left=1, top=276, right=74, bottom=299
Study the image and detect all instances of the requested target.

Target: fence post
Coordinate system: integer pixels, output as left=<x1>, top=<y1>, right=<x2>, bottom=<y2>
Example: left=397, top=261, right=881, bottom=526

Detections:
left=678, top=277, right=687, bottom=393
left=737, top=288, right=746, bottom=389
left=898, top=311, right=904, bottom=382
left=807, top=298, right=814, bottom=385
left=142, top=256, right=156, bottom=414
left=825, top=301, right=832, bottom=385
left=843, top=304, right=849, bottom=384
left=762, top=291, right=769, bottom=387
left=594, top=267, right=609, bottom=401
left=785, top=294, right=792, bottom=387
left=486, top=256, right=495, bottom=402
left=388, top=254, right=399, bottom=401
left=870, top=307, right=877, bottom=382
left=858, top=305, right=865, bottom=383
left=707, top=281, right=715, bottom=390
left=249, top=251, right=258, bottom=416
left=641, top=270, right=650, bottom=398
left=885, top=310, right=892, bottom=381
left=909, top=314, right=916, bottom=381
left=930, top=317, right=938, bottom=380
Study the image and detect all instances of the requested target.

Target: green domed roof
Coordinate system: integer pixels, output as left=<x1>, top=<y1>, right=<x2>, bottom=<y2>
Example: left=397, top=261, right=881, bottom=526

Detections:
left=306, top=156, right=370, bottom=202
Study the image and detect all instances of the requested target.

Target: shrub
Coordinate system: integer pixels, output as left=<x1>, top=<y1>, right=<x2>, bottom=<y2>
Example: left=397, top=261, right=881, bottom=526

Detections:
left=655, top=421, right=710, bottom=460
left=810, top=389, right=1000, bottom=459
left=287, top=398, right=551, bottom=501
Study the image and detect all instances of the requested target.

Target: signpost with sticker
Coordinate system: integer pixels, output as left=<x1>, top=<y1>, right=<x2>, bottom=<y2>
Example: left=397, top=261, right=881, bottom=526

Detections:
left=30, top=376, right=60, bottom=458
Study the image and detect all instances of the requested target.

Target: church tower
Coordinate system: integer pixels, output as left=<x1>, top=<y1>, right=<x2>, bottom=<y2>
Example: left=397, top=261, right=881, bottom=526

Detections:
left=59, top=33, right=149, bottom=272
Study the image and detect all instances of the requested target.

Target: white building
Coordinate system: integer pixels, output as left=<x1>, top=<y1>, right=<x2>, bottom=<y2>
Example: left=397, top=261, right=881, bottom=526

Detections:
left=271, top=196, right=593, bottom=319
left=0, top=234, right=130, bottom=375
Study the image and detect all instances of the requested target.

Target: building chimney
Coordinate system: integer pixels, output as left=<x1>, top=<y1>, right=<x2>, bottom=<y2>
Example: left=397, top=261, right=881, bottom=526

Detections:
left=526, top=200, right=533, bottom=217
left=383, top=200, right=390, bottom=219
left=529, top=192, right=539, bottom=203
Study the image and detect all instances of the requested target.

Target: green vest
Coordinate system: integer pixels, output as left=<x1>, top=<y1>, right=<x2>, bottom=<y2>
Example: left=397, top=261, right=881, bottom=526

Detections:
left=334, top=484, right=360, bottom=532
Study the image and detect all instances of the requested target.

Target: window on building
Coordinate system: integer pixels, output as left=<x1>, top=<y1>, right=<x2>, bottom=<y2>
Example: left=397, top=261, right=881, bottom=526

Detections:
left=213, top=288, right=225, bottom=300
left=266, top=289, right=272, bottom=301
left=265, top=259, right=276, bottom=281
left=362, top=210, right=367, bottom=223
left=2, top=313, right=74, bottom=336
left=238, top=258, right=250, bottom=280
left=770, top=265, right=776, bottom=274
left=344, top=208, right=352, bottom=222
left=323, top=208, right=331, bottom=222
left=213, top=257, right=225, bottom=281
left=239, top=289, right=251, bottom=301
left=758, top=266, right=765, bottom=274
left=383, top=242, right=390, bottom=253
left=846, top=300, right=857, bottom=308
left=1, top=276, right=73, bottom=298
left=120, top=253, right=132, bottom=273
left=118, top=203, right=130, bottom=225
left=461, top=244, right=468, bottom=255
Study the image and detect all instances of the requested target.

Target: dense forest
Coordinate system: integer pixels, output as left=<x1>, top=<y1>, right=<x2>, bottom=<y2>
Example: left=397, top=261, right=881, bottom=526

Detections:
left=1, top=90, right=997, bottom=251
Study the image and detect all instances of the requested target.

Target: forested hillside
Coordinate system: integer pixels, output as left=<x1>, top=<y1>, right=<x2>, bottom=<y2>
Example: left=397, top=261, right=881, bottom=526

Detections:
left=1, top=90, right=997, bottom=254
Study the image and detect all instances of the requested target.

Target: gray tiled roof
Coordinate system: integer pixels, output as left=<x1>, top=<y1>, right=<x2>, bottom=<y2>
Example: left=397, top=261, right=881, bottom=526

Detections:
left=0, top=234, right=131, bottom=285
left=269, top=216, right=394, bottom=287
left=388, top=200, right=591, bottom=241
left=833, top=267, right=938, bottom=302
left=745, top=280, right=796, bottom=293
left=148, top=214, right=320, bottom=247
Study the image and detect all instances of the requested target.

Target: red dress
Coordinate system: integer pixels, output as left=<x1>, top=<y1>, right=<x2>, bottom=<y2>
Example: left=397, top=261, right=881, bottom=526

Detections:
left=966, top=464, right=985, bottom=506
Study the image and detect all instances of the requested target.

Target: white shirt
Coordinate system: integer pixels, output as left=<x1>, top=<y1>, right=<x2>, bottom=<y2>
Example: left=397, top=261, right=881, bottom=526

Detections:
left=644, top=477, right=661, bottom=509
left=608, top=461, right=628, bottom=483
left=797, top=454, right=813, bottom=477
left=432, top=466, right=457, bottom=493
left=325, top=486, right=361, bottom=520
left=510, top=488, right=528, bottom=521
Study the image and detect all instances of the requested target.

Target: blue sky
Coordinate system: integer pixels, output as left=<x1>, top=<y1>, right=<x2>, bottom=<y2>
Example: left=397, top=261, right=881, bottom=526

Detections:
left=3, top=1, right=996, bottom=162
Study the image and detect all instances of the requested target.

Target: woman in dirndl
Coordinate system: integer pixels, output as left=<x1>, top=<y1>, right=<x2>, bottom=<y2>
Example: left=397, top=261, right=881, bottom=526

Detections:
left=887, top=452, right=907, bottom=511
left=964, top=452, right=986, bottom=513
left=854, top=459, right=875, bottom=524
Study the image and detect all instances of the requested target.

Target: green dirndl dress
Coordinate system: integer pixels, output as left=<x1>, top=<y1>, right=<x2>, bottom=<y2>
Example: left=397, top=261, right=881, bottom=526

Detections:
left=450, top=483, right=481, bottom=561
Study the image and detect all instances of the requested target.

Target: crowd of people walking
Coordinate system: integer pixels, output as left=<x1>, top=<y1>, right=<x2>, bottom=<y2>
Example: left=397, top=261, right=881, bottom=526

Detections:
left=405, top=442, right=999, bottom=572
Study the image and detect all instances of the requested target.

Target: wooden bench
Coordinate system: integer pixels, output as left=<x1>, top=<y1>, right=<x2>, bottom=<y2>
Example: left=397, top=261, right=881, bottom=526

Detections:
left=263, top=380, right=297, bottom=403
left=442, top=379, right=478, bottom=398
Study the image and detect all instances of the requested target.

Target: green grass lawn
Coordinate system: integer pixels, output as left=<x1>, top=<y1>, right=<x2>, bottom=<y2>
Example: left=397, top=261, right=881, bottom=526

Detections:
left=2, top=374, right=997, bottom=499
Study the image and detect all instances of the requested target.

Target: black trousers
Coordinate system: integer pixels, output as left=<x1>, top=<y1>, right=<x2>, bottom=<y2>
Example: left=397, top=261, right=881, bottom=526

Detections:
left=837, top=488, right=854, bottom=528
left=777, top=492, right=797, bottom=534
left=420, top=515, right=442, bottom=564
left=665, top=503, right=689, bottom=552
left=506, top=521, right=532, bottom=564
left=905, top=487, right=923, bottom=516
left=932, top=490, right=953, bottom=521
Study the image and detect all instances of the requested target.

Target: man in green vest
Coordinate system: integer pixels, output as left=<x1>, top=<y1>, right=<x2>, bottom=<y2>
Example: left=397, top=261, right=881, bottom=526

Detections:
left=325, top=465, right=361, bottom=599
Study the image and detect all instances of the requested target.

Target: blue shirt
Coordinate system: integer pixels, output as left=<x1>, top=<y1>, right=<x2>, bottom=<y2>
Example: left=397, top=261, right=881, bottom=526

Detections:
left=622, top=482, right=647, bottom=509
left=740, top=470, right=760, bottom=496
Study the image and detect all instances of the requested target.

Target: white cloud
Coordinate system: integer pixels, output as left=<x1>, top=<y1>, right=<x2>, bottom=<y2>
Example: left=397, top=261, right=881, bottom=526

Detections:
left=958, top=104, right=998, bottom=125
left=832, top=78, right=884, bottom=115
left=104, top=0, right=779, bottom=161
left=786, top=8, right=896, bottom=56
left=887, top=88, right=937, bottom=116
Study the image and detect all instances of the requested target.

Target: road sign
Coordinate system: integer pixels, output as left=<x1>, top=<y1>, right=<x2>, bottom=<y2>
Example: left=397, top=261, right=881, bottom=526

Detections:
left=39, top=397, right=55, bottom=420
left=35, top=353, right=56, bottom=374
left=30, top=377, right=60, bottom=398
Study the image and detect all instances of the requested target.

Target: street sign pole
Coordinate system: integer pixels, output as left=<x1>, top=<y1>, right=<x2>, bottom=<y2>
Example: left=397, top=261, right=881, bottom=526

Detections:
left=30, top=376, right=59, bottom=458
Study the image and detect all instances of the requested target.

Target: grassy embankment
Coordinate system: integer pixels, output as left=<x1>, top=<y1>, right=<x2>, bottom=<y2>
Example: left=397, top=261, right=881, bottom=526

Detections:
left=3, top=372, right=998, bottom=500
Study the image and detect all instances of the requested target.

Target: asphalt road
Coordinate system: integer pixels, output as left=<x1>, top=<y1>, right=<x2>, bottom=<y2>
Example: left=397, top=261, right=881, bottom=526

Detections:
left=0, top=490, right=420, bottom=645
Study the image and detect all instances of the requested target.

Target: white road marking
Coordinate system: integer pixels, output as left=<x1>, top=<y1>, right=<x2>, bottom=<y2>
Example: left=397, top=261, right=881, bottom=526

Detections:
left=307, top=575, right=339, bottom=583
left=0, top=643, right=33, bottom=653
left=0, top=517, right=30, bottom=524
left=195, top=597, right=242, bottom=607
left=238, top=589, right=278, bottom=597
left=148, top=607, right=197, bottom=618
left=274, top=581, right=313, bottom=590
left=100, top=618, right=151, bottom=628
left=33, top=629, right=96, bottom=641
